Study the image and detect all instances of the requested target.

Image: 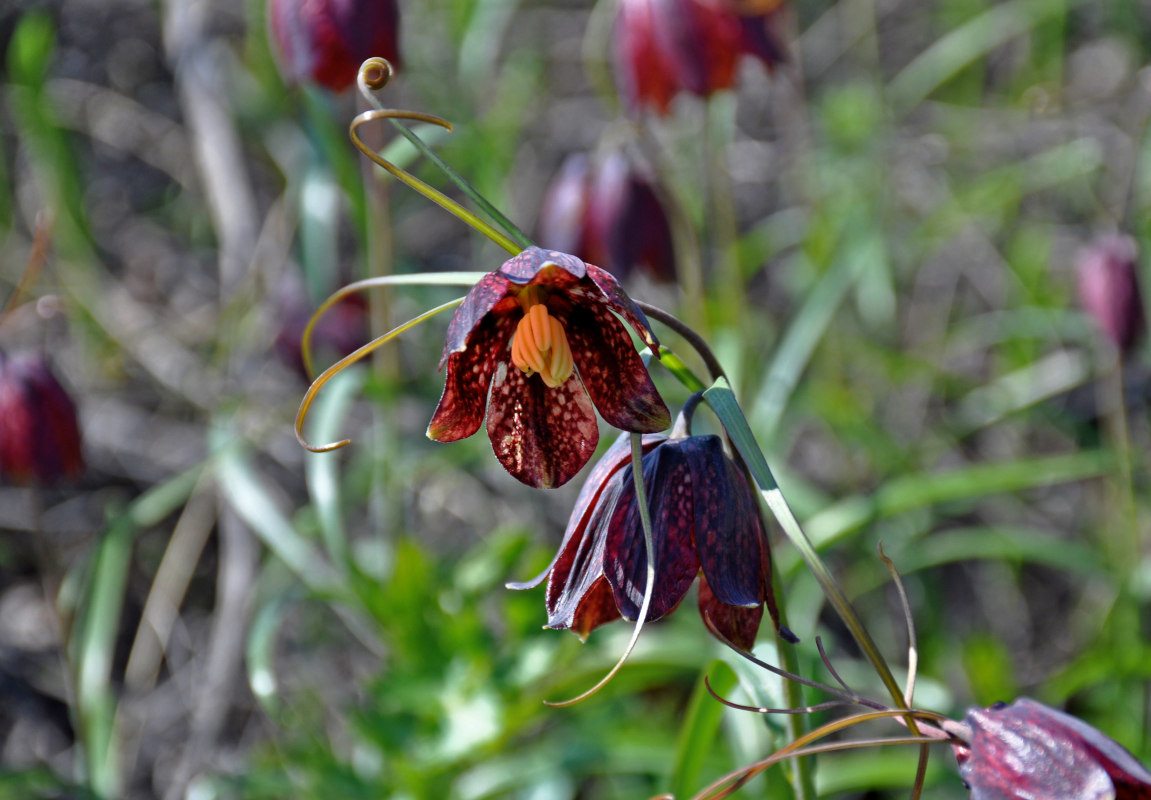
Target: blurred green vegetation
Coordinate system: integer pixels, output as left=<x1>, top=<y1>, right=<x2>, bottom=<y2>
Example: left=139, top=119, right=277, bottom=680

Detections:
left=0, top=0, right=1149, bottom=798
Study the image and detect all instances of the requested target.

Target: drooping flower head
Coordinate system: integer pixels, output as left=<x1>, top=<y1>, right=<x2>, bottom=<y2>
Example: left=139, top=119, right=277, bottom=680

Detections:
left=268, top=0, right=401, bottom=92
left=0, top=351, right=83, bottom=484
left=537, top=151, right=677, bottom=284
left=427, top=247, right=670, bottom=489
left=1076, top=234, right=1145, bottom=354
left=613, top=0, right=786, bottom=116
left=510, top=409, right=786, bottom=650
left=952, top=698, right=1151, bottom=799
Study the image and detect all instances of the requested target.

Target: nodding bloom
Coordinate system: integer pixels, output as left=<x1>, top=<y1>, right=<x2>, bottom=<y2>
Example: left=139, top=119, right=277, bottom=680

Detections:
left=537, top=151, right=677, bottom=284
left=274, top=283, right=369, bottom=382
left=0, top=352, right=83, bottom=484
left=427, top=247, right=670, bottom=489
left=1076, top=234, right=1145, bottom=354
left=268, top=0, right=401, bottom=92
left=613, top=0, right=786, bottom=116
left=510, top=415, right=787, bottom=651
left=952, top=698, right=1151, bottom=799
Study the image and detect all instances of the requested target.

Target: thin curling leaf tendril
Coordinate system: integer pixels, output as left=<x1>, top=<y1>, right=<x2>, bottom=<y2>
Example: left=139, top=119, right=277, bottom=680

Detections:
left=295, top=297, right=464, bottom=453
left=352, top=58, right=526, bottom=255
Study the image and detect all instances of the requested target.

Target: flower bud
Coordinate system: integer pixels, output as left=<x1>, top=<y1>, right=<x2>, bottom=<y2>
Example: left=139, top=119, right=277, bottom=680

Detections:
left=613, top=0, right=785, bottom=115
left=537, top=152, right=677, bottom=284
left=268, top=0, right=401, bottom=92
left=0, top=352, right=83, bottom=484
left=953, top=698, right=1151, bottom=799
left=1076, top=234, right=1144, bottom=353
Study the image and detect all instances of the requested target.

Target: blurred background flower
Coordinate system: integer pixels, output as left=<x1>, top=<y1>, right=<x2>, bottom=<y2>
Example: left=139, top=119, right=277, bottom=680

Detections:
left=268, top=0, right=402, bottom=91
left=537, top=150, right=678, bottom=284
left=0, top=351, right=83, bottom=484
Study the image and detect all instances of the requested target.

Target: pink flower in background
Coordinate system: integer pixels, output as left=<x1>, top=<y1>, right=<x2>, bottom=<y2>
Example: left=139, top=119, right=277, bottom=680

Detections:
left=0, top=352, right=83, bottom=484
left=952, top=698, right=1151, bottom=799
left=268, top=0, right=401, bottom=92
left=1076, top=234, right=1145, bottom=353
left=537, top=152, right=677, bottom=284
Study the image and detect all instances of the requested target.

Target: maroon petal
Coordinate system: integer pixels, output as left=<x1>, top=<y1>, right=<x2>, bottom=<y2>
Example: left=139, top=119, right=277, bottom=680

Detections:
left=604, top=445, right=699, bottom=621
left=581, top=262, right=661, bottom=352
left=613, top=0, right=680, bottom=115
left=547, top=484, right=622, bottom=626
left=427, top=313, right=517, bottom=443
left=565, top=575, right=624, bottom=640
left=500, top=246, right=587, bottom=286
left=565, top=304, right=670, bottom=433
left=958, top=698, right=1151, bottom=800
left=509, top=432, right=646, bottom=591
left=699, top=575, right=763, bottom=652
left=438, top=272, right=514, bottom=369
left=486, top=364, right=599, bottom=488
left=692, top=441, right=766, bottom=607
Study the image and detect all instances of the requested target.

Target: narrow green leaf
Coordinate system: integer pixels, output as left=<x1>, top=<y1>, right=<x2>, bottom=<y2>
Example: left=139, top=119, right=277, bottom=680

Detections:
left=669, top=660, right=738, bottom=798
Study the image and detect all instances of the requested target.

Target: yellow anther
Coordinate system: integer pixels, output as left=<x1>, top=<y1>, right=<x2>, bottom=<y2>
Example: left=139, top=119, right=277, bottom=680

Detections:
left=511, top=302, right=574, bottom=388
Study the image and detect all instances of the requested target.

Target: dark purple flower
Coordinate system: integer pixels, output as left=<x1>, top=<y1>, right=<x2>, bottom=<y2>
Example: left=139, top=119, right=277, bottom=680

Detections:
left=510, top=424, right=781, bottom=650
left=953, top=698, right=1151, bottom=799
left=273, top=282, right=369, bottom=382
left=0, top=352, right=83, bottom=484
left=427, top=247, right=670, bottom=489
left=537, top=152, right=677, bottom=284
left=268, top=0, right=401, bottom=92
left=613, top=0, right=785, bottom=116
left=1076, top=234, right=1144, bottom=353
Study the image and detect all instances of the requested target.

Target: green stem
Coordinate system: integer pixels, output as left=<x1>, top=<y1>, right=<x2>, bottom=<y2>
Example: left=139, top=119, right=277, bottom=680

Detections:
left=703, top=379, right=913, bottom=715
left=387, top=118, right=535, bottom=250
left=356, top=57, right=534, bottom=251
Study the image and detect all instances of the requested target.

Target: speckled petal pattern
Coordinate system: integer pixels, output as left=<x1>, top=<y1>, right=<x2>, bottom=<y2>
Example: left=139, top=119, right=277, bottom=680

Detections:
left=565, top=304, right=670, bottom=433
left=438, top=272, right=514, bottom=369
left=427, top=312, right=517, bottom=443
left=486, top=364, right=599, bottom=488
left=605, top=446, right=699, bottom=621
left=695, top=442, right=765, bottom=608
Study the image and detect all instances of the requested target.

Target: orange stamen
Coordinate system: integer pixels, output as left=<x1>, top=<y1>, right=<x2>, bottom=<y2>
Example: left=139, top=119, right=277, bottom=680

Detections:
left=511, top=302, right=574, bottom=388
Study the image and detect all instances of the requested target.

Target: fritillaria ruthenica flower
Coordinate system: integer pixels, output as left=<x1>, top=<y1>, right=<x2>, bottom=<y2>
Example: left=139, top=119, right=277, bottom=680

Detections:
left=0, top=351, right=83, bottom=484
left=951, top=698, right=1151, bottom=799
left=268, top=0, right=401, bottom=92
left=426, top=247, right=671, bottom=489
left=537, top=152, right=677, bottom=284
left=509, top=416, right=786, bottom=651
left=613, top=0, right=786, bottom=116
left=1076, top=234, right=1145, bottom=354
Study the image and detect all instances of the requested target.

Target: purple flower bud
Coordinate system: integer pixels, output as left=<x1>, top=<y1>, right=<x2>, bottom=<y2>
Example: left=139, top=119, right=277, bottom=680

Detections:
left=268, top=0, right=401, bottom=92
left=537, top=152, right=677, bottom=284
left=953, top=698, right=1151, bottom=799
left=1076, top=234, right=1145, bottom=353
left=0, top=352, right=83, bottom=485
left=273, top=284, right=370, bottom=382
left=613, top=0, right=785, bottom=116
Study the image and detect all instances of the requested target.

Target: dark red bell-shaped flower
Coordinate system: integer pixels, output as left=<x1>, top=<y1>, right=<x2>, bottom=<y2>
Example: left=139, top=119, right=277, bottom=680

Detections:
left=537, top=152, right=677, bottom=284
left=1076, top=234, right=1145, bottom=354
left=273, top=281, right=369, bottom=382
left=613, top=0, right=785, bottom=115
left=952, top=698, right=1151, bottom=799
left=509, top=420, right=782, bottom=650
left=427, top=247, right=670, bottom=489
left=268, top=0, right=401, bottom=92
left=0, top=351, right=83, bottom=484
